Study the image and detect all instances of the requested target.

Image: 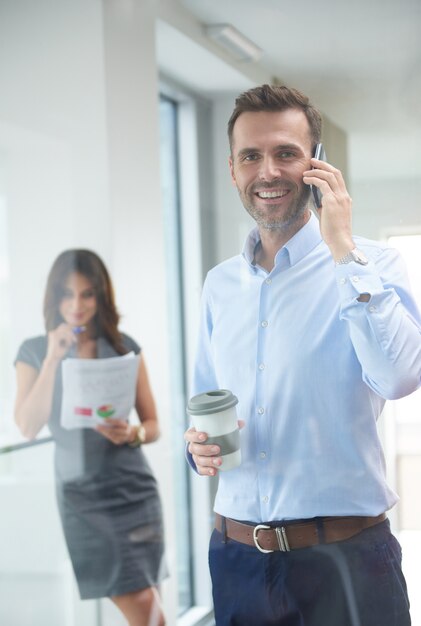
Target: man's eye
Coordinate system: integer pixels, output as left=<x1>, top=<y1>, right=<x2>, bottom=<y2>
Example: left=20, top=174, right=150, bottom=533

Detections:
left=278, top=151, right=295, bottom=159
left=243, top=153, right=259, bottom=162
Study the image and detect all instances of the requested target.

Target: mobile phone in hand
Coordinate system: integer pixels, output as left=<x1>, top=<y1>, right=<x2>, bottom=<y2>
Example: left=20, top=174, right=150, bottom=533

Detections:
left=311, top=143, right=327, bottom=209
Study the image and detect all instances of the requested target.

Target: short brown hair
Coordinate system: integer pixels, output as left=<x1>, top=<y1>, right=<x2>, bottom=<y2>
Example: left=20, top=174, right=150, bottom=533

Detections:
left=228, top=84, right=322, bottom=153
left=43, top=249, right=126, bottom=354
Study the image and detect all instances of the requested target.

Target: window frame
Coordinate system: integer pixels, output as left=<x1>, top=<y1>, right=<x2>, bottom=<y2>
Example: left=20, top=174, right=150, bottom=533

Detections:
left=159, top=79, right=214, bottom=624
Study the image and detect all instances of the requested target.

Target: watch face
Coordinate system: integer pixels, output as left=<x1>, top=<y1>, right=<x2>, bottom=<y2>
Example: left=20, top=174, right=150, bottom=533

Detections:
left=352, top=249, right=368, bottom=265
left=139, top=424, right=146, bottom=443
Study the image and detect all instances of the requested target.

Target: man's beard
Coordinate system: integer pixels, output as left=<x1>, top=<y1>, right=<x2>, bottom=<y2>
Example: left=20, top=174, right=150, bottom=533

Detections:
left=239, top=179, right=311, bottom=231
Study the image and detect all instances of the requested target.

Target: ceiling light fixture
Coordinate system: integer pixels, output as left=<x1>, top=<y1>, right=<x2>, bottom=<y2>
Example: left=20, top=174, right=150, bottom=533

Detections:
left=205, top=23, right=262, bottom=63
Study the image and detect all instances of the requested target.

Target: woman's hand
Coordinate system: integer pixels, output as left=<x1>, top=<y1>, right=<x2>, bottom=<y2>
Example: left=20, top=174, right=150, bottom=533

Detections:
left=95, top=418, right=136, bottom=445
left=14, top=325, right=76, bottom=440
left=46, top=323, right=76, bottom=364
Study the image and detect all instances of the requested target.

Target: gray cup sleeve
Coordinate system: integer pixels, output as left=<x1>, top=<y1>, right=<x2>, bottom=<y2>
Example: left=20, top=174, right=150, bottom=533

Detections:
left=204, top=429, right=240, bottom=456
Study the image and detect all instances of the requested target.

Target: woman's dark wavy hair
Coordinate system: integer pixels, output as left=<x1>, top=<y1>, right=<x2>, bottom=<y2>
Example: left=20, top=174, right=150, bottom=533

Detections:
left=43, top=249, right=126, bottom=355
left=227, top=84, right=322, bottom=154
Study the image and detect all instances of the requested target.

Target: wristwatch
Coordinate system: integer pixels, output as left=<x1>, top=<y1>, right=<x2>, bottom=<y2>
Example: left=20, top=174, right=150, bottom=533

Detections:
left=336, top=248, right=368, bottom=266
left=128, top=423, right=146, bottom=448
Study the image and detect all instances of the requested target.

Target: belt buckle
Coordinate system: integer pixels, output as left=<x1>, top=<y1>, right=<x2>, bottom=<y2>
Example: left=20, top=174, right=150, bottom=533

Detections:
left=253, top=524, right=273, bottom=553
left=275, top=526, right=291, bottom=552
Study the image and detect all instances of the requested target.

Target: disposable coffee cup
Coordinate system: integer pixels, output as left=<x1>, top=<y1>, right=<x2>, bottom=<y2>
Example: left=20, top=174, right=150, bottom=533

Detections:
left=187, top=389, right=241, bottom=471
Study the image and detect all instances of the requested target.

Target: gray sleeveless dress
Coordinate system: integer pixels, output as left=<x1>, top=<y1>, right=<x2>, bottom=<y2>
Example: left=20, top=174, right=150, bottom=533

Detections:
left=15, top=334, right=167, bottom=599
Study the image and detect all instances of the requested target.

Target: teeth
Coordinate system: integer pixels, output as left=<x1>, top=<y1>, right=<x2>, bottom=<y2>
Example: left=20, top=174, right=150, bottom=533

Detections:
left=257, top=190, right=289, bottom=198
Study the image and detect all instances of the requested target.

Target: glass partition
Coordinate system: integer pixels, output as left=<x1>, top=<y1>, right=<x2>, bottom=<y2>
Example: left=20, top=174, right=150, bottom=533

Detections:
left=1, top=1, right=420, bottom=625
left=0, top=441, right=101, bottom=626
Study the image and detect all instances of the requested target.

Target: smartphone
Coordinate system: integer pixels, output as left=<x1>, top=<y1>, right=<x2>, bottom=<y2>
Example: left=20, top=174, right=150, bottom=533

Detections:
left=310, top=143, right=327, bottom=209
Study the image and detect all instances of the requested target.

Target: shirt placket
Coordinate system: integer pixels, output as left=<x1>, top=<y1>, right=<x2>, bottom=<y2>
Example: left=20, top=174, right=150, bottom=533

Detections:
left=255, top=271, right=273, bottom=517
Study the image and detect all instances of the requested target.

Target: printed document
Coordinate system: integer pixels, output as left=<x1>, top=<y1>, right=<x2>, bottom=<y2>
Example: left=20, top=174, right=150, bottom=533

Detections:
left=60, top=352, right=140, bottom=429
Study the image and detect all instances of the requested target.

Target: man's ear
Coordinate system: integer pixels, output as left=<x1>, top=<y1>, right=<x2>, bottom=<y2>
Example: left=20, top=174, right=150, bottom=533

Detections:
left=229, top=155, right=236, bottom=185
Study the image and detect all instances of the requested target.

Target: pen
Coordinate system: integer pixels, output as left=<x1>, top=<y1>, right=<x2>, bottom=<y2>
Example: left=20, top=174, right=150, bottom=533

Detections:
left=72, top=325, right=87, bottom=335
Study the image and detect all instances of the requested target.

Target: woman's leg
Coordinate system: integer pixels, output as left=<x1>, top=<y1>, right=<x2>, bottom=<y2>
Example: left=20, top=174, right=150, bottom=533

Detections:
left=111, top=586, right=165, bottom=626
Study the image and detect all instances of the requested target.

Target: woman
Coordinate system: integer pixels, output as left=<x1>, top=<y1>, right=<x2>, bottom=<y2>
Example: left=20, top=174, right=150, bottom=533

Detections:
left=14, top=249, right=166, bottom=626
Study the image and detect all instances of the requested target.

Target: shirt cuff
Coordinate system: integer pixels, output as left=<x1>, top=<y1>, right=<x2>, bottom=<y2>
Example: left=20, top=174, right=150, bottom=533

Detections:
left=335, top=261, right=384, bottom=301
left=185, top=443, right=198, bottom=473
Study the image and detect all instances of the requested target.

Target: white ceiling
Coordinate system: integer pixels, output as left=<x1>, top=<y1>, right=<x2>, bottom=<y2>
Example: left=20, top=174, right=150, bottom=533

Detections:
left=157, top=19, right=256, bottom=94
left=178, top=0, right=421, bottom=136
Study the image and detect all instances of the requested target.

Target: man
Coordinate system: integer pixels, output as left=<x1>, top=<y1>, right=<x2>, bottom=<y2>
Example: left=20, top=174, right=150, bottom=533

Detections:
left=185, top=84, right=421, bottom=626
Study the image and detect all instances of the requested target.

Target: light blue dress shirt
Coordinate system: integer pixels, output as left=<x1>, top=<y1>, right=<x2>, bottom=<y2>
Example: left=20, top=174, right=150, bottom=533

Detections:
left=190, top=213, right=421, bottom=522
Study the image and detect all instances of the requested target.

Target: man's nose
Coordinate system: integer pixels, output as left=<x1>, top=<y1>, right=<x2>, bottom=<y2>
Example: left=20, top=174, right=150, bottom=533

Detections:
left=258, top=156, right=281, bottom=181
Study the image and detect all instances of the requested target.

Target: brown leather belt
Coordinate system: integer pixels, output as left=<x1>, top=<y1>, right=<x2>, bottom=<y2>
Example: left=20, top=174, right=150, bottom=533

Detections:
left=215, top=512, right=387, bottom=553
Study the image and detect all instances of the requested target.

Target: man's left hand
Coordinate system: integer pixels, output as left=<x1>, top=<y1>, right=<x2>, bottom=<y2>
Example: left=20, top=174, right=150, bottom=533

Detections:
left=303, top=157, right=354, bottom=260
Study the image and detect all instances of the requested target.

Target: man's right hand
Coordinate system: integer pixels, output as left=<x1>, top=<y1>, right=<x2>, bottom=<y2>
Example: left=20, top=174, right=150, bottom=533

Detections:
left=184, top=420, right=245, bottom=476
left=184, top=427, right=222, bottom=476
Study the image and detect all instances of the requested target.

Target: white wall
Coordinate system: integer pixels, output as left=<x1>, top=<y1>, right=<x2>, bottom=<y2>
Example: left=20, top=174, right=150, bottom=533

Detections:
left=349, top=132, right=421, bottom=240
left=1, top=0, right=111, bottom=348
left=351, top=176, right=421, bottom=240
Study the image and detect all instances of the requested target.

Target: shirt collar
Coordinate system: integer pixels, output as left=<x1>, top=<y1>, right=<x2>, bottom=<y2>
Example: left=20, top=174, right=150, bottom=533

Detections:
left=242, top=212, right=322, bottom=270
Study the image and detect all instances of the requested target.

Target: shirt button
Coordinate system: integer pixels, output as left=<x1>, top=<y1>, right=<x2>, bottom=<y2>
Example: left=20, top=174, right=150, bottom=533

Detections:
left=258, top=363, right=265, bottom=371
left=369, top=305, right=377, bottom=312
left=339, top=278, right=346, bottom=285
left=262, top=496, right=269, bottom=503
left=351, top=276, right=360, bottom=283
left=260, top=452, right=266, bottom=459
left=265, top=278, right=272, bottom=284
left=261, top=320, right=268, bottom=327
left=257, top=407, right=265, bottom=415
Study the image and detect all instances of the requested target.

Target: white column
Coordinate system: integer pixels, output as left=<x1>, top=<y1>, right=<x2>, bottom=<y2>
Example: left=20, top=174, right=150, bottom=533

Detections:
left=102, top=1, right=177, bottom=621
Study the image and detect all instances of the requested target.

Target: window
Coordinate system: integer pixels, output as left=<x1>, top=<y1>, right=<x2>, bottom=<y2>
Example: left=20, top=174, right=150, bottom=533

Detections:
left=159, top=95, right=192, bottom=615
left=386, top=234, right=421, bottom=624
left=158, top=89, right=214, bottom=624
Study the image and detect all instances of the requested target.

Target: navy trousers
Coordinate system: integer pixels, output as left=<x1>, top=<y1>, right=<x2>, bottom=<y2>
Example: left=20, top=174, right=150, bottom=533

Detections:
left=209, top=519, right=411, bottom=626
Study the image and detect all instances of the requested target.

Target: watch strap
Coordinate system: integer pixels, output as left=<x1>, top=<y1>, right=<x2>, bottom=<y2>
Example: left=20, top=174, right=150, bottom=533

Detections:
left=336, top=248, right=368, bottom=266
left=128, top=424, right=146, bottom=448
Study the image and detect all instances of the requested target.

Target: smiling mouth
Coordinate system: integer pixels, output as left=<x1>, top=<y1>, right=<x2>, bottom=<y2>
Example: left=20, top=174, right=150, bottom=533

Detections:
left=256, top=189, right=290, bottom=199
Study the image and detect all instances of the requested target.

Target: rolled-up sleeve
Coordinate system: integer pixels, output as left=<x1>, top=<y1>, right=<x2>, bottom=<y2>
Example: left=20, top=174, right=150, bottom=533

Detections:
left=336, top=248, right=421, bottom=399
